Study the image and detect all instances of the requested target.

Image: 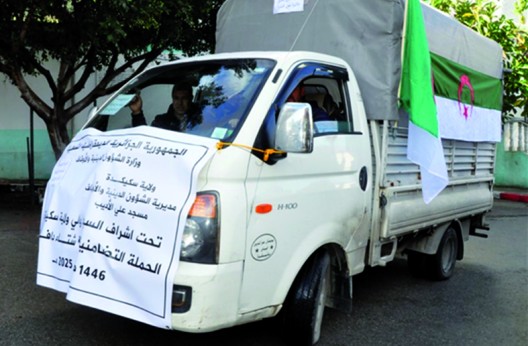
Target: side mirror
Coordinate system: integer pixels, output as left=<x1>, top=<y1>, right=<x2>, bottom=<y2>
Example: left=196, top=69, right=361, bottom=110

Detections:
left=275, top=102, right=314, bottom=153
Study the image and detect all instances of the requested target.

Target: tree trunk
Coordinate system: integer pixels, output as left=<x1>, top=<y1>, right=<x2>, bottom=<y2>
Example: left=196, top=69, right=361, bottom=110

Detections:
left=46, top=116, right=71, bottom=161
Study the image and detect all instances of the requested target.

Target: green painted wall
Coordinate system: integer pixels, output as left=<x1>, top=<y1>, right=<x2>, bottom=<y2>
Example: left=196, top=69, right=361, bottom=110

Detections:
left=495, top=141, right=528, bottom=188
left=0, top=129, right=55, bottom=180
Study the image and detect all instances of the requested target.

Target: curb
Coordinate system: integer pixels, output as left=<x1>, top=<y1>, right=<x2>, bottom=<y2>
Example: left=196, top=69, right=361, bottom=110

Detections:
left=494, top=191, right=528, bottom=203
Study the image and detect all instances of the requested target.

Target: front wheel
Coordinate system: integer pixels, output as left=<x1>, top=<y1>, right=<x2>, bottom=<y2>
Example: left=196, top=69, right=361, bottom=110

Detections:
left=281, top=251, right=330, bottom=345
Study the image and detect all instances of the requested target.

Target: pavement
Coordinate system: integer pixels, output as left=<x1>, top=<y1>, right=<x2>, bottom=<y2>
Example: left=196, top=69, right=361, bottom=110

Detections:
left=0, top=187, right=41, bottom=241
left=0, top=186, right=42, bottom=210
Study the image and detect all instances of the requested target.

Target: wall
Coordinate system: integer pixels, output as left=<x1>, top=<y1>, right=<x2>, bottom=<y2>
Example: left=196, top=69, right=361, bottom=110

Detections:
left=0, top=71, right=56, bottom=181
left=0, top=62, right=101, bottom=182
left=0, top=55, right=174, bottom=184
left=495, top=120, right=528, bottom=188
left=495, top=143, right=528, bottom=188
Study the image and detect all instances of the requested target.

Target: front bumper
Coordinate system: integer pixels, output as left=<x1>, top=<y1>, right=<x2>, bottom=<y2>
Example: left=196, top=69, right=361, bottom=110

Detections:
left=170, top=260, right=243, bottom=332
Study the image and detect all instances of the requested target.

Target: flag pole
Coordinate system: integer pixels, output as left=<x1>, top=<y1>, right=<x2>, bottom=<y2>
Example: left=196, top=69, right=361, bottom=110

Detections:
left=398, top=0, right=410, bottom=100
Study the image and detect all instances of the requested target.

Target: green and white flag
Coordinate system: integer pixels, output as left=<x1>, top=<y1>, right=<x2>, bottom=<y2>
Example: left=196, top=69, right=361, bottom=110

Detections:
left=400, top=0, right=448, bottom=204
left=432, top=53, right=502, bottom=142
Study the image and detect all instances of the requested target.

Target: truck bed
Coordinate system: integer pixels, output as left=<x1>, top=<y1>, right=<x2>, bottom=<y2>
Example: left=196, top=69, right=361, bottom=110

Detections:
left=370, top=120, right=495, bottom=240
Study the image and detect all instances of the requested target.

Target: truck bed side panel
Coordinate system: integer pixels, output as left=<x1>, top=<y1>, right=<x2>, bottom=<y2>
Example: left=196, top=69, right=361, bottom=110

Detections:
left=373, top=120, right=494, bottom=239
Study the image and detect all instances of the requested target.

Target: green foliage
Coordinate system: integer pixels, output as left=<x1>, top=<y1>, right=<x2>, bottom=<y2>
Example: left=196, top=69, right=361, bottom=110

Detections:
left=514, top=0, right=528, bottom=24
left=0, top=0, right=225, bottom=158
left=426, top=0, right=528, bottom=118
left=1, top=0, right=222, bottom=73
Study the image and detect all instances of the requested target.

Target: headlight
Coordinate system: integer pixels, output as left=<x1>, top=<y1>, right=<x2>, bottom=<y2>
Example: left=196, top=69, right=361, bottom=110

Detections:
left=181, top=219, right=205, bottom=258
left=179, top=192, right=219, bottom=264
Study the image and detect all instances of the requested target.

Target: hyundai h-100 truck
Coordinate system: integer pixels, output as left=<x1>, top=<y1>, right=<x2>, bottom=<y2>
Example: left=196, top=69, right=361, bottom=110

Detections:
left=37, top=1, right=502, bottom=344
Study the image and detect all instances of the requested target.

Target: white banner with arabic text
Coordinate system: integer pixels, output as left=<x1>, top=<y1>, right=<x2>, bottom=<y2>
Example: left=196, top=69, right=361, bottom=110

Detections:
left=36, top=126, right=217, bottom=329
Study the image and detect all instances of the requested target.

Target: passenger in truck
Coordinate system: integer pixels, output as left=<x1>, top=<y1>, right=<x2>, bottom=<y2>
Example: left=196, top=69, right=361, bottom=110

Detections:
left=128, top=83, right=202, bottom=131
left=287, top=85, right=331, bottom=122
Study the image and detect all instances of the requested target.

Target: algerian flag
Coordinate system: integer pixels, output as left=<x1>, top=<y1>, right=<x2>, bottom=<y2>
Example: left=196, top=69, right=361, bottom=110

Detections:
left=431, top=53, right=502, bottom=142
left=400, top=0, right=448, bottom=204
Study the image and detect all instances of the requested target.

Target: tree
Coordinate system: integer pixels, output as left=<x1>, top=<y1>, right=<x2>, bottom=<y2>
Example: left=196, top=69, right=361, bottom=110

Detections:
left=0, top=0, right=225, bottom=159
left=426, top=0, right=528, bottom=119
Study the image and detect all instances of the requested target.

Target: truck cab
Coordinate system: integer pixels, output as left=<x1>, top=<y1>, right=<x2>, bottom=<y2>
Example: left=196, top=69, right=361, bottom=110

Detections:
left=84, top=51, right=371, bottom=343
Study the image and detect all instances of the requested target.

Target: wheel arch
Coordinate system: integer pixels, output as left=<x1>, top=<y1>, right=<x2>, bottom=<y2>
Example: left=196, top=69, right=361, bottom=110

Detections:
left=323, top=243, right=353, bottom=312
left=403, top=219, right=464, bottom=259
left=283, top=243, right=353, bottom=314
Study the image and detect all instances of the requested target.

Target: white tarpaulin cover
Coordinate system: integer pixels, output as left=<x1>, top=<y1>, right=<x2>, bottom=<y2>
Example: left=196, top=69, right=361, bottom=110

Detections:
left=216, top=0, right=502, bottom=121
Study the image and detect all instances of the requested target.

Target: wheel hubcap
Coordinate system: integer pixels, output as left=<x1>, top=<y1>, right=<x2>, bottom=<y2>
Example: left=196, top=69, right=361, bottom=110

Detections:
left=441, top=236, right=456, bottom=273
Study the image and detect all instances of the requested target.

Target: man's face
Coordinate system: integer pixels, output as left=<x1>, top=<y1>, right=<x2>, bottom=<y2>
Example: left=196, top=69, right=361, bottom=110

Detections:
left=172, top=90, right=191, bottom=116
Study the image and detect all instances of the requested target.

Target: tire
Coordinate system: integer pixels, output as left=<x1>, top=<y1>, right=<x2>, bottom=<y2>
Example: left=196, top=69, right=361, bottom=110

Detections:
left=281, top=251, right=330, bottom=345
left=427, top=227, right=459, bottom=281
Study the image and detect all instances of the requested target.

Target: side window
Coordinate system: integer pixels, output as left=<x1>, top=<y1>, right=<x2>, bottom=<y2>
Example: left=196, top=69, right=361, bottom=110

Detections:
left=297, top=77, right=353, bottom=135
left=253, top=63, right=355, bottom=163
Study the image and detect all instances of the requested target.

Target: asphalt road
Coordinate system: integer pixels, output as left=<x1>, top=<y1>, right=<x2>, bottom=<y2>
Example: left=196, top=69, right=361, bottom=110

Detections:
left=0, top=198, right=526, bottom=346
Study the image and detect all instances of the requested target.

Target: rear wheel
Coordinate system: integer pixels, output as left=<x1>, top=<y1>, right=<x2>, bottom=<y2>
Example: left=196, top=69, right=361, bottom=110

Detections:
left=428, top=226, right=458, bottom=280
left=282, top=251, right=330, bottom=345
left=407, top=226, right=459, bottom=281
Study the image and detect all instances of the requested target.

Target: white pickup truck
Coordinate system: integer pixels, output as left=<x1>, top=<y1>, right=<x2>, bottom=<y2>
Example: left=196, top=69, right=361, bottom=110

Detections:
left=43, top=0, right=504, bottom=344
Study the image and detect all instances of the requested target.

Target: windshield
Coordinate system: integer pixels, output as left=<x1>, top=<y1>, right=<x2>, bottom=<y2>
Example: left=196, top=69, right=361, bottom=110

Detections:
left=86, top=59, right=276, bottom=141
